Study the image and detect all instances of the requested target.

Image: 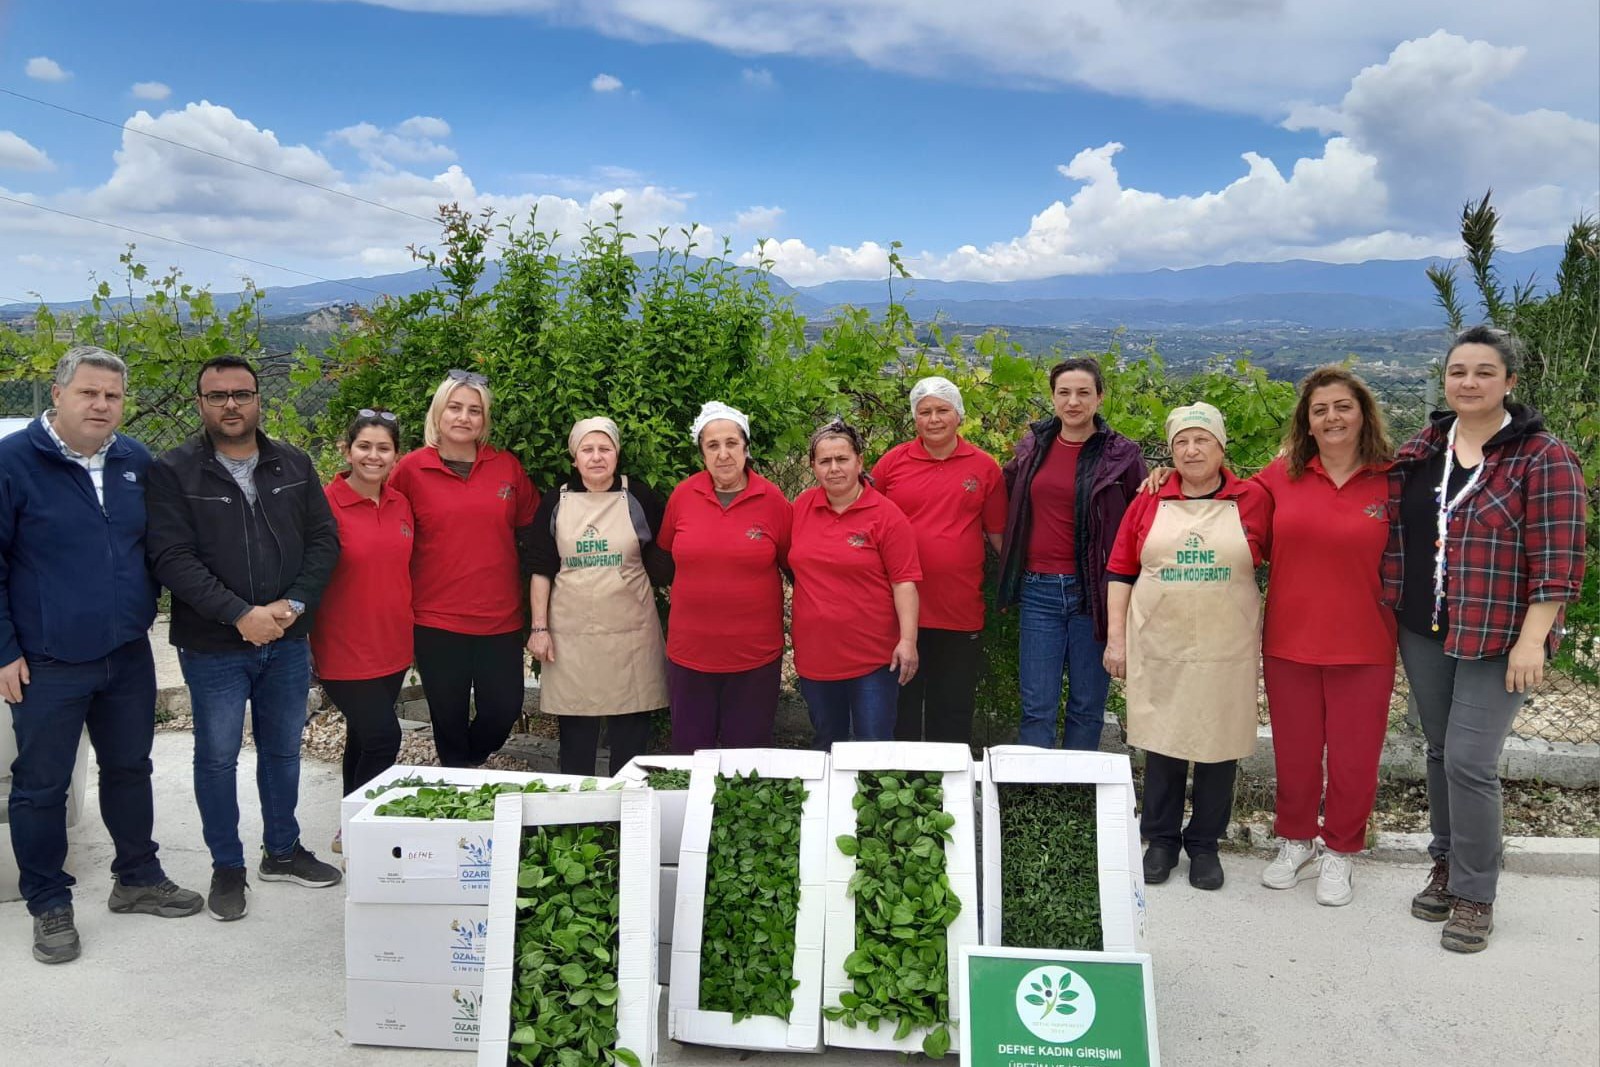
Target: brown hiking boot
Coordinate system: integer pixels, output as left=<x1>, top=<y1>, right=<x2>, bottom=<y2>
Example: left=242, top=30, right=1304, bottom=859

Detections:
left=1411, top=856, right=1452, bottom=921
left=1441, top=898, right=1494, bottom=953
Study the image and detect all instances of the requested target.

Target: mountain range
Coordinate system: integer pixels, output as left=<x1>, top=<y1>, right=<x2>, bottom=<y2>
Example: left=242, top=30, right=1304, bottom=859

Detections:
left=0, top=246, right=1563, bottom=332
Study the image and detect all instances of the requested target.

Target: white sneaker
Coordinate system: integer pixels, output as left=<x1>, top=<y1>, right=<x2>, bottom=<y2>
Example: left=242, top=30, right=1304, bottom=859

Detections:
left=1261, top=838, right=1320, bottom=889
left=1316, top=850, right=1355, bottom=907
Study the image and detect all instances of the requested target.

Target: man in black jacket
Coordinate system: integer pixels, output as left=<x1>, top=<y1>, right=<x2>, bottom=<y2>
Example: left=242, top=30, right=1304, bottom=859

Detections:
left=146, top=355, right=341, bottom=921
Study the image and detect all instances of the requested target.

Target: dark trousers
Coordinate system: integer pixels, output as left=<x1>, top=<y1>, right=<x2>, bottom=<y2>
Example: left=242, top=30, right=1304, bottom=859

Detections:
left=667, top=657, right=782, bottom=752
left=412, top=626, right=526, bottom=768
left=556, top=712, right=655, bottom=776
left=1140, top=750, right=1238, bottom=857
left=894, top=628, right=983, bottom=745
left=799, top=666, right=900, bottom=750
left=7, top=637, right=165, bottom=915
left=321, top=671, right=407, bottom=796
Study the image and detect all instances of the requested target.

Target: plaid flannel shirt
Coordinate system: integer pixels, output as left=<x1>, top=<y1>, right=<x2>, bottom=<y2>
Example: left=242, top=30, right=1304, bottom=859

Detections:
left=1381, top=407, right=1588, bottom=660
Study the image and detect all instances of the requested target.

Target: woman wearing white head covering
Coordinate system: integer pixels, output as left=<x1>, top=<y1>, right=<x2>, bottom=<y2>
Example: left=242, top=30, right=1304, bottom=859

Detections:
left=524, top=416, right=673, bottom=775
left=871, top=377, right=1007, bottom=744
left=657, top=401, right=794, bottom=750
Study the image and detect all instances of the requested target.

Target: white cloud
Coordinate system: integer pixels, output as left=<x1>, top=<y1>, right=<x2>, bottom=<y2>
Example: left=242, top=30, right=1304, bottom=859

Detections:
left=131, top=81, right=173, bottom=101
left=331, top=2, right=1598, bottom=117
left=741, top=67, right=776, bottom=90
left=0, top=100, right=705, bottom=300
left=0, top=131, right=54, bottom=172
left=329, top=115, right=457, bottom=168
left=24, top=56, right=70, bottom=82
left=591, top=72, right=623, bottom=93
left=733, top=205, right=784, bottom=232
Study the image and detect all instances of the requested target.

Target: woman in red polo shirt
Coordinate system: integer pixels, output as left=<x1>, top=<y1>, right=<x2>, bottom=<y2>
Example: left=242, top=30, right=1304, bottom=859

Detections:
left=659, top=401, right=793, bottom=751
left=872, top=377, right=1006, bottom=745
left=311, top=409, right=414, bottom=850
left=387, top=371, right=538, bottom=768
left=789, top=418, right=922, bottom=749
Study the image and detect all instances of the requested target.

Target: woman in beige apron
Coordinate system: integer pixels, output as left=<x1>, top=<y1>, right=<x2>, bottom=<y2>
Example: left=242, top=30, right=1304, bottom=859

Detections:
left=526, top=417, right=671, bottom=775
left=1103, top=403, right=1270, bottom=891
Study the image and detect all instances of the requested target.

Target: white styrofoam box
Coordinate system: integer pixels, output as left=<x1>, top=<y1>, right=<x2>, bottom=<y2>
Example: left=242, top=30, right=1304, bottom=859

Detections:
left=345, top=978, right=482, bottom=1050
left=659, top=864, right=678, bottom=947
left=339, top=766, right=600, bottom=850
left=477, top=789, right=659, bottom=1067
left=822, top=742, right=980, bottom=1054
left=1, top=710, right=89, bottom=903
left=345, top=901, right=491, bottom=985
left=981, top=746, right=1146, bottom=953
left=668, top=749, right=829, bottom=1054
left=615, top=754, right=695, bottom=865
left=344, top=775, right=601, bottom=904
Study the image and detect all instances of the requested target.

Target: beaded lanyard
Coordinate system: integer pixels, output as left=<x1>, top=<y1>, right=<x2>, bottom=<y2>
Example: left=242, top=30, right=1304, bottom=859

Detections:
left=1430, top=411, right=1510, bottom=631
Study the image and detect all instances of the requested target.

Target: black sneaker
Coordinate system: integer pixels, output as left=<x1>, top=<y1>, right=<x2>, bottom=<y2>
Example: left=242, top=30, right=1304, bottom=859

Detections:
left=32, top=905, right=81, bottom=964
left=259, top=842, right=342, bottom=888
left=1143, top=845, right=1179, bottom=885
left=207, top=867, right=250, bottom=921
left=108, top=877, right=204, bottom=918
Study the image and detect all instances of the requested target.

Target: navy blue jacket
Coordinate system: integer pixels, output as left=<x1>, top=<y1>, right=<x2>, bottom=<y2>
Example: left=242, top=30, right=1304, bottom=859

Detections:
left=0, top=419, right=159, bottom=664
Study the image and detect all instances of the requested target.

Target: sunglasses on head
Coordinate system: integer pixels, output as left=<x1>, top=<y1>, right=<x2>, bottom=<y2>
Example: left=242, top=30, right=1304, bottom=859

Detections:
left=358, top=408, right=398, bottom=422
left=447, top=368, right=488, bottom=387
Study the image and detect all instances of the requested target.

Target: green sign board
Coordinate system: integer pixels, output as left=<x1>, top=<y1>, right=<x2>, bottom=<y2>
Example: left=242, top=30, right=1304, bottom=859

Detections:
left=959, top=947, right=1159, bottom=1066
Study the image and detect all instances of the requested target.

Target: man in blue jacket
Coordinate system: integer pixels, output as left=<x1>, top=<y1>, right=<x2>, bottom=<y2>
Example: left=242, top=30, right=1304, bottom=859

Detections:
left=1, top=346, right=203, bottom=965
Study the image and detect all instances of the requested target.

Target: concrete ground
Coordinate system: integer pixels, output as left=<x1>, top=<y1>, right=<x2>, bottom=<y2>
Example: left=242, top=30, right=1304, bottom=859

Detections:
left=1, top=732, right=1596, bottom=1066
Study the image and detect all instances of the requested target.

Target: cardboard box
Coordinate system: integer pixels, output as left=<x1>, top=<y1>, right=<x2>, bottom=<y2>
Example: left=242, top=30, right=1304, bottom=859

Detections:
left=345, top=978, right=482, bottom=1050
left=344, top=776, right=602, bottom=904
left=340, top=766, right=598, bottom=849
left=616, top=754, right=694, bottom=865
left=668, top=749, right=829, bottom=1054
left=658, top=864, right=678, bottom=977
left=980, top=746, right=1147, bottom=953
left=477, top=789, right=659, bottom=1067
left=345, top=901, right=491, bottom=985
left=822, top=742, right=980, bottom=1054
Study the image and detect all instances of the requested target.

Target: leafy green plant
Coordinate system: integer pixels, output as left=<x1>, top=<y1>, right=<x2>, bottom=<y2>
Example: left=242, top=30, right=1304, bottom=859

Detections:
left=698, top=771, right=808, bottom=1022
left=363, top=775, right=454, bottom=800
left=507, top=822, right=640, bottom=1067
left=997, top=783, right=1103, bottom=950
left=643, top=768, right=691, bottom=791
left=376, top=781, right=564, bottom=821
left=827, top=770, right=960, bottom=1059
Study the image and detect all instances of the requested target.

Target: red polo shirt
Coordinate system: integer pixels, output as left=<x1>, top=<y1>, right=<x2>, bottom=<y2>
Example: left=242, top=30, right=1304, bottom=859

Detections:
left=1107, top=468, right=1270, bottom=576
left=872, top=437, right=1007, bottom=632
left=1256, top=455, right=1397, bottom=666
left=310, top=474, right=416, bottom=680
left=789, top=483, right=922, bottom=681
left=659, top=470, right=793, bottom=673
left=388, top=444, right=539, bottom=635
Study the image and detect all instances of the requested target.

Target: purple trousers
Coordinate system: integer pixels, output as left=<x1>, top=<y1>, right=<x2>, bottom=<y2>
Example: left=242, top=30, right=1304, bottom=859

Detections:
left=667, top=657, right=782, bottom=752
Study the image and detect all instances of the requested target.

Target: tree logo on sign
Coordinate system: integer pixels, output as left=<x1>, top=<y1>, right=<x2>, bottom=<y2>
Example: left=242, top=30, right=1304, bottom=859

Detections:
left=1014, top=965, right=1097, bottom=1043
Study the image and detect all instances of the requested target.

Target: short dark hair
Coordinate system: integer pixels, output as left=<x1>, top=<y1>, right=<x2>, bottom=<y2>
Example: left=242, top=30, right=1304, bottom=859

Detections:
left=1049, top=356, right=1105, bottom=395
left=196, top=355, right=259, bottom=394
left=808, top=417, right=865, bottom=461
left=1446, top=325, right=1522, bottom=377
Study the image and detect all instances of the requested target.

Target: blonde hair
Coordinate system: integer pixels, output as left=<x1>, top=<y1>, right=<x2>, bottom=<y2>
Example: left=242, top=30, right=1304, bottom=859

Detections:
left=423, top=376, right=493, bottom=448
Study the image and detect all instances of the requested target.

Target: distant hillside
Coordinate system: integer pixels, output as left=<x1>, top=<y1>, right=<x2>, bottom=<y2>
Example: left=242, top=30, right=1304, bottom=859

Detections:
left=0, top=246, right=1562, bottom=332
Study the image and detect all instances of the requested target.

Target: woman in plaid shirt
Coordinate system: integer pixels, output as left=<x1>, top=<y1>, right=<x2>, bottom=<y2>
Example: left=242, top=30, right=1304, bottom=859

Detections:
left=1384, top=324, right=1588, bottom=954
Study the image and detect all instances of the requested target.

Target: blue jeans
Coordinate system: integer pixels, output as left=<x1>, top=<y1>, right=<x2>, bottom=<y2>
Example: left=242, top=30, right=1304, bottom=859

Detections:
left=178, top=638, right=311, bottom=869
left=1017, top=572, right=1110, bottom=750
left=7, top=637, right=165, bottom=915
left=799, top=666, right=900, bottom=750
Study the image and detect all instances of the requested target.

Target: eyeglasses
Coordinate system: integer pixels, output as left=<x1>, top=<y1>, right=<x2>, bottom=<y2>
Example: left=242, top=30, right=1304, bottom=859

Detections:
left=200, top=390, right=259, bottom=407
left=358, top=408, right=398, bottom=422
left=447, top=368, right=488, bottom=387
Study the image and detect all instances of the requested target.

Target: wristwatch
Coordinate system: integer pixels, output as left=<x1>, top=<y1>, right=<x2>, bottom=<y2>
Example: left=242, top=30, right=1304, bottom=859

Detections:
left=287, top=599, right=306, bottom=617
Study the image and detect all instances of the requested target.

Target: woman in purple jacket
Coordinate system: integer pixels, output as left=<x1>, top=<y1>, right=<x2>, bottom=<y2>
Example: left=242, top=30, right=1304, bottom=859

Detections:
left=997, top=357, right=1148, bottom=750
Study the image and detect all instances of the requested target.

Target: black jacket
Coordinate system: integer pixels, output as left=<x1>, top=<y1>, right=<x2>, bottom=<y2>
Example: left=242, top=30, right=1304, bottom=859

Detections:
left=146, top=431, right=340, bottom=652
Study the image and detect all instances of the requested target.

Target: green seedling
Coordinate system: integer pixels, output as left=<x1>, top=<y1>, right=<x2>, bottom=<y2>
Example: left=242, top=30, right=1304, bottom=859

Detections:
left=643, top=768, right=691, bottom=791
left=997, top=783, right=1102, bottom=951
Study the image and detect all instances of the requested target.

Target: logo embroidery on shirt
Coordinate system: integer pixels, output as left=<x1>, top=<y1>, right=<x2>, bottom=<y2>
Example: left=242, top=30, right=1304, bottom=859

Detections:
left=1364, top=502, right=1388, bottom=521
left=745, top=526, right=766, bottom=541
left=962, top=476, right=980, bottom=493
left=846, top=531, right=870, bottom=548
left=400, top=521, right=413, bottom=539
left=497, top=481, right=513, bottom=500
left=122, top=471, right=138, bottom=483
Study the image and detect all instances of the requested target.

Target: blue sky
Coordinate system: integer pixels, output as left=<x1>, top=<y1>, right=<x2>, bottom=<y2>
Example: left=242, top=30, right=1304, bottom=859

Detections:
left=1, top=0, right=1596, bottom=301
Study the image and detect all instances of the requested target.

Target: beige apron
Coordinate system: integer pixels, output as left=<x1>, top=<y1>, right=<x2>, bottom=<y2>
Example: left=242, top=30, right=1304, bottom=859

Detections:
left=539, top=478, right=670, bottom=717
left=1124, top=497, right=1261, bottom=764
